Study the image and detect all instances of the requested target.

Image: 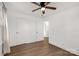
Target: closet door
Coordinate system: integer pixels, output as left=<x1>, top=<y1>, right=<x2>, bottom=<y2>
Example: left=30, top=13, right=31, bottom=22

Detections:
left=16, top=19, right=37, bottom=45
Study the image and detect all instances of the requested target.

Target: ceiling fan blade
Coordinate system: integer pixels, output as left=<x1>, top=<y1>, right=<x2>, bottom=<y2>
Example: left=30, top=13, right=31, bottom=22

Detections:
left=32, top=2, right=40, bottom=6
left=32, top=8, right=41, bottom=12
left=45, top=2, right=50, bottom=5
left=46, top=6, right=56, bottom=10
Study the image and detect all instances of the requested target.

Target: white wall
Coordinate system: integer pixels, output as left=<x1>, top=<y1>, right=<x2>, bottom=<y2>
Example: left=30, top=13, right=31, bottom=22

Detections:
left=7, top=12, right=44, bottom=46
left=0, top=12, right=2, bottom=55
left=0, top=4, right=2, bottom=55
left=48, top=5, right=79, bottom=53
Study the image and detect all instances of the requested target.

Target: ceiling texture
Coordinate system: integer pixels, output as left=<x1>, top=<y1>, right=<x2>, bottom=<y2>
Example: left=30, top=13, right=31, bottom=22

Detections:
left=1, top=2, right=79, bottom=19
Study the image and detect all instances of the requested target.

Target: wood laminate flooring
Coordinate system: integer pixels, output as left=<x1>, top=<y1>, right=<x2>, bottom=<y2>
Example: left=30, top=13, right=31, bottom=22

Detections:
left=5, top=40, right=77, bottom=56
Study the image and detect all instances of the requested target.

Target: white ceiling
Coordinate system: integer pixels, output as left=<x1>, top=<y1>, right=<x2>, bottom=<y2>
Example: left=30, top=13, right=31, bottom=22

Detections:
left=1, top=2, right=79, bottom=18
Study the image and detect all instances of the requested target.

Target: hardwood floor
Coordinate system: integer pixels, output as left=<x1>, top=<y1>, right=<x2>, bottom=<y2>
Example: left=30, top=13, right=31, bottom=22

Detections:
left=5, top=40, right=77, bottom=56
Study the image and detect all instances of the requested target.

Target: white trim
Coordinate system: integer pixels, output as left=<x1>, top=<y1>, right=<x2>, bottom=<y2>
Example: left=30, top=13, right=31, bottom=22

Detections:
left=49, top=40, right=79, bottom=56
left=11, top=38, right=44, bottom=47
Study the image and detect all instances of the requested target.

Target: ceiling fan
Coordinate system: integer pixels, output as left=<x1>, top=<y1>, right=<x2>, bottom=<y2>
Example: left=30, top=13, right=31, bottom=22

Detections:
left=32, top=2, right=56, bottom=14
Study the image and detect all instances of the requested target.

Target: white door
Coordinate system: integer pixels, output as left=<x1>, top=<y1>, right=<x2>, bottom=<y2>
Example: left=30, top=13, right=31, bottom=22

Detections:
left=16, top=19, right=37, bottom=45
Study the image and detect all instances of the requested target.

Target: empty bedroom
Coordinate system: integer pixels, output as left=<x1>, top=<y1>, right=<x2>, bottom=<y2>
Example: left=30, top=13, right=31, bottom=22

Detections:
left=0, top=2, right=79, bottom=56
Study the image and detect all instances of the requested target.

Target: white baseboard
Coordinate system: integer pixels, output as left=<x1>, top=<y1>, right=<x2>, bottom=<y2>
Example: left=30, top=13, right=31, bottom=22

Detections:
left=49, top=40, right=79, bottom=56
left=11, top=39, right=44, bottom=47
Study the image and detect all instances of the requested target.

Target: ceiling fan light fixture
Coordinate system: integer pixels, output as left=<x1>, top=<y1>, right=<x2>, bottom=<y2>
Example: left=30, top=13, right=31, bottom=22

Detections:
left=41, top=7, right=45, bottom=11
left=42, top=11, right=45, bottom=14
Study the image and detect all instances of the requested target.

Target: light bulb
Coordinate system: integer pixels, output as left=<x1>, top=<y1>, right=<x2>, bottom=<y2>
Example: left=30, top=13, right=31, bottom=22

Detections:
left=41, top=7, right=45, bottom=11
